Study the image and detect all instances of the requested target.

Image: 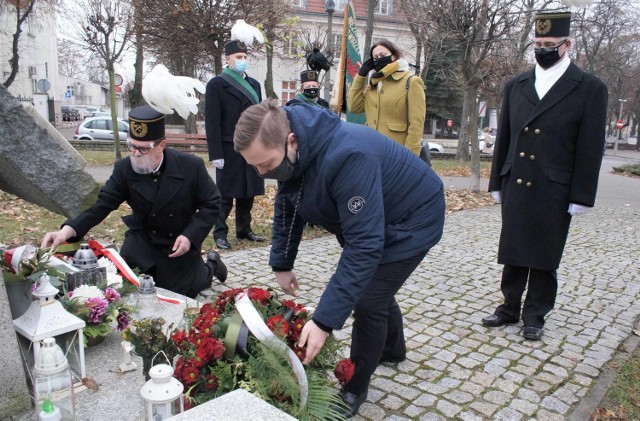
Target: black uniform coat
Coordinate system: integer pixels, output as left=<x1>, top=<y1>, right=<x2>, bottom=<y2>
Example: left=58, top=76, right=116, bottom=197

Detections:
left=63, top=148, right=221, bottom=294
left=205, top=72, right=265, bottom=198
left=488, top=63, right=607, bottom=270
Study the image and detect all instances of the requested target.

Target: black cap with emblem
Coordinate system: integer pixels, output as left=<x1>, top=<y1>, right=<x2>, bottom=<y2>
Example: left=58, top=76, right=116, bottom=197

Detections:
left=128, top=105, right=165, bottom=142
left=300, top=70, right=319, bottom=84
left=534, top=11, right=571, bottom=38
left=224, top=40, right=248, bottom=56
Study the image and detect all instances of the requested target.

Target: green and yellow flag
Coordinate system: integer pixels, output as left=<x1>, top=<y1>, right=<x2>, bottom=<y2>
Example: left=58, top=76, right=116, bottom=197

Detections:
left=336, top=0, right=365, bottom=124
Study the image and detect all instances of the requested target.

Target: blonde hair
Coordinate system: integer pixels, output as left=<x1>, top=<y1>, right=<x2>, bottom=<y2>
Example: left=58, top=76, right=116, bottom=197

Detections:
left=234, top=100, right=291, bottom=152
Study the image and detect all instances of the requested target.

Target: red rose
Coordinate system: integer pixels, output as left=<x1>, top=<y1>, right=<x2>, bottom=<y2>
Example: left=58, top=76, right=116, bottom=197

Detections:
left=204, top=373, right=218, bottom=391
left=196, top=337, right=225, bottom=362
left=334, top=358, right=355, bottom=385
left=266, top=314, right=289, bottom=338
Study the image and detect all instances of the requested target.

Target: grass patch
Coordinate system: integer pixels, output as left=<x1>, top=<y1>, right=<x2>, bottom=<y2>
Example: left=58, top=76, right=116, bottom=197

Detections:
left=613, top=163, right=640, bottom=177
left=596, top=345, right=640, bottom=420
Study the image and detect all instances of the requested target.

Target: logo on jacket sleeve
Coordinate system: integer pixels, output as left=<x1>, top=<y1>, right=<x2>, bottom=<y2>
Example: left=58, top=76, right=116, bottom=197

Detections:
left=348, top=196, right=365, bottom=214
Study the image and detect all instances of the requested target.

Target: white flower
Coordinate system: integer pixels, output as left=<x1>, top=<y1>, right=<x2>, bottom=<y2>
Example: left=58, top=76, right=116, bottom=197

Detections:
left=106, top=272, right=123, bottom=288
left=98, top=257, right=118, bottom=274
left=71, top=285, right=104, bottom=303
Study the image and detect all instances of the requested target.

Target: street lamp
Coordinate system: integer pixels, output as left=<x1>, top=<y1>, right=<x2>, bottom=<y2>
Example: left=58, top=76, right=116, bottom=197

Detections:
left=324, top=0, right=335, bottom=101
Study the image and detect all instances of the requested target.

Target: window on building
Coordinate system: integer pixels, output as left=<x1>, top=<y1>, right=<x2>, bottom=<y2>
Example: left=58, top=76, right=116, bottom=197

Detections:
left=288, top=0, right=305, bottom=7
left=282, top=33, right=300, bottom=57
left=281, top=81, right=297, bottom=105
left=375, top=0, right=391, bottom=15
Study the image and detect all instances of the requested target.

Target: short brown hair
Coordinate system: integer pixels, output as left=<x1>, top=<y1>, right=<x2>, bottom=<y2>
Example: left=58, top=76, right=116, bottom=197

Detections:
left=370, top=39, right=403, bottom=60
left=234, top=100, right=291, bottom=152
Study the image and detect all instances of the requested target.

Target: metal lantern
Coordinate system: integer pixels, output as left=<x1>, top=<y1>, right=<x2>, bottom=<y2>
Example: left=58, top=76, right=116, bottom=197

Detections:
left=67, top=243, right=106, bottom=289
left=13, top=274, right=86, bottom=392
left=33, top=337, right=76, bottom=420
left=134, top=274, right=160, bottom=320
left=140, top=351, right=184, bottom=420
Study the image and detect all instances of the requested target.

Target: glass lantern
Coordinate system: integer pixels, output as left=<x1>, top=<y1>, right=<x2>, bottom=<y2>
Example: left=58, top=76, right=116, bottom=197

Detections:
left=34, top=337, right=76, bottom=420
left=140, top=351, right=184, bottom=420
left=134, top=274, right=161, bottom=320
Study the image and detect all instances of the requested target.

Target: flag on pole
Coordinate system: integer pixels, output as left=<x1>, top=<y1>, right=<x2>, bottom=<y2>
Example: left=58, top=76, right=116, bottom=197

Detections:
left=336, top=0, right=365, bottom=124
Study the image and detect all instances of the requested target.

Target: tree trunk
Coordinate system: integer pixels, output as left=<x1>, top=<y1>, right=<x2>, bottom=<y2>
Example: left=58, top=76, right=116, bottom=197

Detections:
left=129, top=6, right=144, bottom=108
left=456, top=90, right=470, bottom=161
left=265, top=38, right=277, bottom=99
left=3, top=1, right=36, bottom=88
left=363, top=0, right=377, bottom=59
left=108, top=64, right=122, bottom=160
left=467, top=86, right=481, bottom=193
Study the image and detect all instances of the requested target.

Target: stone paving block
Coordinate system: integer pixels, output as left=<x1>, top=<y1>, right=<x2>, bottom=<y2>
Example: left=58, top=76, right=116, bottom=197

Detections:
left=434, top=349, right=457, bottom=363
left=493, top=407, right=524, bottom=421
left=447, top=363, right=472, bottom=380
left=436, top=399, right=462, bottom=418
left=542, top=363, right=569, bottom=378
left=402, top=404, right=425, bottom=418
left=459, top=381, right=485, bottom=395
left=470, top=372, right=496, bottom=387
left=380, top=394, right=405, bottom=411
left=503, top=370, right=527, bottom=383
left=413, top=392, right=438, bottom=407
left=484, top=390, right=513, bottom=405
left=469, top=400, right=499, bottom=417
left=357, top=402, right=386, bottom=420
left=574, top=363, right=600, bottom=377
left=443, top=390, right=474, bottom=404
left=419, top=412, right=446, bottom=421
left=541, top=396, right=570, bottom=414
left=458, top=411, right=484, bottom=421
left=517, top=387, right=541, bottom=404
left=510, top=398, right=538, bottom=416
left=493, top=378, right=519, bottom=395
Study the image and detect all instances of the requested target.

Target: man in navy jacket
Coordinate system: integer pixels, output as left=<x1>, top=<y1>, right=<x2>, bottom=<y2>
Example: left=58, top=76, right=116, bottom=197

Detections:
left=233, top=100, right=445, bottom=417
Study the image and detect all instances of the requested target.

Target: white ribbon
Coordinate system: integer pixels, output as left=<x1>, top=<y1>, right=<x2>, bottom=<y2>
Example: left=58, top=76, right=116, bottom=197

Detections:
left=234, top=291, right=308, bottom=408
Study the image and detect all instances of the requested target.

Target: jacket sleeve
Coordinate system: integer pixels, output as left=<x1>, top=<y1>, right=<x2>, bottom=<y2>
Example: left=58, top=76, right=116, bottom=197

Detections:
left=312, top=153, right=386, bottom=330
left=180, top=158, right=221, bottom=248
left=346, top=75, right=367, bottom=114
left=570, top=79, right=608, bottom=206
left=204, top=78, right=224, bottom=161
left=269, top=184, right=305, bottom=270
left=64, top=161, right=128, bottom=241
left=406, top=76, right=426, bottom=156
left=489, top=80, right=513, bottom=192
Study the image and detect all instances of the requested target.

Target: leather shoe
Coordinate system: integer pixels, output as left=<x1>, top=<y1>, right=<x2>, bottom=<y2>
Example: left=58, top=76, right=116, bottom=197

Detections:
left=523, top=326, right=543, bottom=341
left=236, top=232, right=265, bottom=242
left=215, top=237, right=231, bottom=250
left=379, top=353, right=406, bottom=365
left=207, top=251, right=227, bottom=283
left=481, top=314, right=518, bottom=327
left=332, top=389, right=367, bottom=418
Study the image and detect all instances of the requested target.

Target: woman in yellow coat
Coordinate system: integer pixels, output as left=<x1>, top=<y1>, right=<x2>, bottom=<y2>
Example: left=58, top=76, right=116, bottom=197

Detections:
left=347, top=39, right=426, bottom=156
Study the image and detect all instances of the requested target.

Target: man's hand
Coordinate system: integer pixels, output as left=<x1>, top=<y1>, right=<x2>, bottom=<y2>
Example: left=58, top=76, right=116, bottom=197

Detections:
left=358, top=58, right=375, bottom=77
left=275, top=270, right=299, bottom=296
left=297, top=320, right=329, bottom=365
left=491, top=191, right=502, bottom=204
left=41, top=225, right=76, bottom=251
left=169, top=235, right=191, bottom=258
left=212, top=159, right=225, bottom=170
left=568, top=203, right=590, bottom=216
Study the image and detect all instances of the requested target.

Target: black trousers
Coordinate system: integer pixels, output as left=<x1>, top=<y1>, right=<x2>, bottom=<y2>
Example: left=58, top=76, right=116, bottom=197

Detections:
left=213, top=196, right=255, bottom=239
left=495, top=264, right=558, bottom=328
left=344, top=250, right=428, bottom=395
left=120, top=230, right=212, bottom=299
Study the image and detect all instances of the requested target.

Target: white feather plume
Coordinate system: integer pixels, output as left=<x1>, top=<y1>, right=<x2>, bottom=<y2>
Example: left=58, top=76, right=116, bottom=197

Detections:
left=230, top=19, right=264, bottom=45
left=141, top=64, right=205, bottom=119
left=559, top=0, right=594, bottom=8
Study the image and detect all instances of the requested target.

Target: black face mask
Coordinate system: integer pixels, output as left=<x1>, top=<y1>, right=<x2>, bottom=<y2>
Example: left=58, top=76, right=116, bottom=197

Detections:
left=534, top=40, right=566, bottom=69
left=259, top=141, right=296, bottom=181
left=303, top=88, right=319, bottom=99
left=373, top=55, right=393, bottom=71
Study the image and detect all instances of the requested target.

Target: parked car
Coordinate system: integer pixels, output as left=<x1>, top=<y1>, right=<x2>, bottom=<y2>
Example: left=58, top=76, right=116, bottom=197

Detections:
left=84, top=107, right=106, bottom=118
left=61, top=106, right=81, bottom=122
left=426, top=141, right=444, bottom=153
left=74, top=117, right=128, bottom=141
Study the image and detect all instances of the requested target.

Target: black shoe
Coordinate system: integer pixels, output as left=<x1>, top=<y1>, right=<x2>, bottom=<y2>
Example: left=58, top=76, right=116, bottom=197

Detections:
left=523, top=326, right=543, bottom=341
left=215, top=237, right=231, bottom=250
left=207, top=251, right=227, bottom=283
left=379, top=354, right=406, bottom=365
left=481, top=314, right=518, bottom=327
left=332, top=389, right=367, bottom=418
left=236, top=232, right=265, bottom=242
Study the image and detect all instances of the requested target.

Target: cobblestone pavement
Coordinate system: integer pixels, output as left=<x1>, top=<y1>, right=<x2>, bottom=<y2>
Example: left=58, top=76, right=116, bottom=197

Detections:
left=198, top=204, right=640, bottom=420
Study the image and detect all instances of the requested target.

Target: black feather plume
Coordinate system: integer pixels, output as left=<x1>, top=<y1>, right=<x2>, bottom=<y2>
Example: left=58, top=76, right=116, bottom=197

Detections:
left=306, top=48, right=332, bottom=71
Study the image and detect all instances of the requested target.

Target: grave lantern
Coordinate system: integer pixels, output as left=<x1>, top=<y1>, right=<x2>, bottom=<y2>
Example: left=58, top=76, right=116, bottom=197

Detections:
left=140, top=351, right=184, bottom=420
left=33, top=337, right=76, bottom=420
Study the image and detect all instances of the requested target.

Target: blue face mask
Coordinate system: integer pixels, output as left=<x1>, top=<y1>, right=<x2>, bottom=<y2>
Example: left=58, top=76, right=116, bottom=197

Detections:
left=233, top=59, right=247, bottom=73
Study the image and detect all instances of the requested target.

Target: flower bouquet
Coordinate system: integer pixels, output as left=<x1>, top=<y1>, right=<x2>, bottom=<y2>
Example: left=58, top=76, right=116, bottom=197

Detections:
left=121, top=317, right=179, bottom=380
left=170, top=287, right=347, bottom=420
left=61, top=284, right=135, bottom=346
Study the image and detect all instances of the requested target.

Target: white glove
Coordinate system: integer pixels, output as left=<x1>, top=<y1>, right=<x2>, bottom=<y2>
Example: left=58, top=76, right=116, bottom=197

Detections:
left=212, top=159, right=224, bottom=170
left=568, top=203, right=590, bottom=216
left=491, top=191, right=502, bottom=204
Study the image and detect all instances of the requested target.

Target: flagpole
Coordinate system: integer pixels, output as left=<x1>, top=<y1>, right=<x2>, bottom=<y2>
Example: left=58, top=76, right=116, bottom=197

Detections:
left=335, top=1, right=349, bottom=116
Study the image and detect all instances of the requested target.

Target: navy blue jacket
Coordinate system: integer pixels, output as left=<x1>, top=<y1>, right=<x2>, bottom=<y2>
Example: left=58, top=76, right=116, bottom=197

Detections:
left=269, top=105, right=445, bottom=330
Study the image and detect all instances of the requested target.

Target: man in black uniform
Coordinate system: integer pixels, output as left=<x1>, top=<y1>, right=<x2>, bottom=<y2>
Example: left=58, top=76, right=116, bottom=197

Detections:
left=205, top=40, right=265, bottom=250
left=42, top=105, right=227, bottom=298
left=286, top=70, right=329, bottom=108
left=483, top=12, right=607, bottom=340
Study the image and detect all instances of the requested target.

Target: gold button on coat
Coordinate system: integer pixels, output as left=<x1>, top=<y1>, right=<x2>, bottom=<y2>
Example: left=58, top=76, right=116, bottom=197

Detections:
left=519, top=152, right=525, bottom=157
left=530, top=155, right=535, bottom=160
left=524, top=127, right=529, bottom=132
left=534, top=129, right=540, bottom=134
left=526, top=182, right=532, bottom=187
left=517, top=179, right=523, bottom=184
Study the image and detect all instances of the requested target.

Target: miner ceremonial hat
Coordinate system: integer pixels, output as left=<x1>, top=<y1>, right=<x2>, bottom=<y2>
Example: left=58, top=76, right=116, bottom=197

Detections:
left=128, top=105, right=165, bottom=142
left=300, top=70, right=319, bottom=84
left=534, top=11, right=571, bottom=38
left=224, top=40, right=248, bottom=56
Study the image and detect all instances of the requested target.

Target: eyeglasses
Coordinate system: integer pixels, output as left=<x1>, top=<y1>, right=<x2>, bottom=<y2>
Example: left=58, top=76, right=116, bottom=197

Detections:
left=125, top=141, right=156, bottom=154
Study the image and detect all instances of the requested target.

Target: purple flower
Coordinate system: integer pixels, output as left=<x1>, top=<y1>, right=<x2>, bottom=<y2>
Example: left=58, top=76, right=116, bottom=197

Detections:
left=117, top=311, right=130, bottom=331
left=85, top=297, right=109, bottom=324
left=103, top=287, right=121, bottom=303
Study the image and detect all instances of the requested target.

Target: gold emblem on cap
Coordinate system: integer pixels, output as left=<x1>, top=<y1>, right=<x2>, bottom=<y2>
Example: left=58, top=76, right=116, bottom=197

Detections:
left=536, top=19, right=551, bottom=35
left=309, top=71, right=317, bottom=79
left=131, top=121, right=148, bottom=138
left=237, top=41, right=246, bottom=50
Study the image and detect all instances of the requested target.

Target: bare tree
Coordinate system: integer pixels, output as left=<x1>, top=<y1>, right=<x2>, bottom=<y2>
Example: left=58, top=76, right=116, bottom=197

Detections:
left=57, top=39, right=86, bottom=78
left=72, top=0, right=133, bottom=159
left=2, top=0, right=55, bottom=87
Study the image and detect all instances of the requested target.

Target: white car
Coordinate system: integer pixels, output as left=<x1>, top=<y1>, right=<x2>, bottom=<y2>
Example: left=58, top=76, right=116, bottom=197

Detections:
left=74, top=117, right=129, bottom=141
left=423, top=139, right=444, bottom=153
